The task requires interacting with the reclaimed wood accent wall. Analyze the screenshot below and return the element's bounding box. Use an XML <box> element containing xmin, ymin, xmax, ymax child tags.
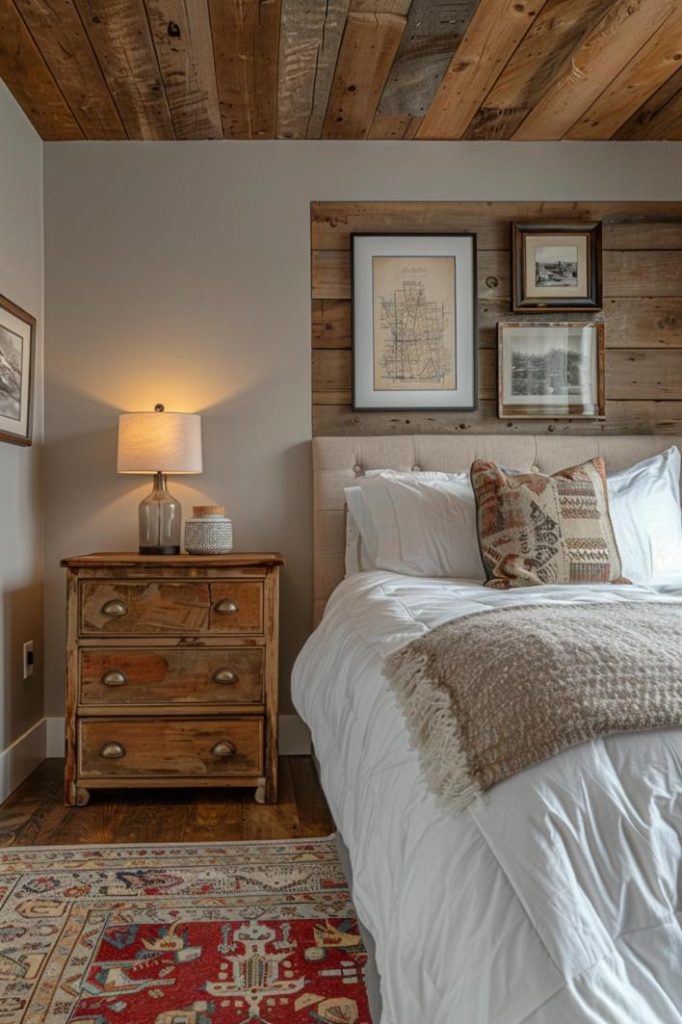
<box><xmin>311</xmin><ymin>201</ymin><xmax>682</xmax><ymax>436</ymax></box>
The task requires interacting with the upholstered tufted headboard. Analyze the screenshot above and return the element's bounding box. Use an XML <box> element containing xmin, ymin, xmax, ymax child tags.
<box><xmin>312</xmin><ymin>434</ymin><xmax>682</xmax><ymax>625</ymax></box>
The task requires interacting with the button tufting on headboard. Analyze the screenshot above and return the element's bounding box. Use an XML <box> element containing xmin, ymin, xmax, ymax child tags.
<box><xmin>312</xmin><ymin>434</ymin><xmax>682</xmax><ymax>626</ymax></box>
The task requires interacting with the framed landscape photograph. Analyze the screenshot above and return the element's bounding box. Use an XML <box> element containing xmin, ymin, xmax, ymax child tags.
<box><xmin>352</xmin><ymin>233</ymin><xmax>477</xmax><ymax>411</ymax></box>
<box><xmin>512</xmin><ymin>222</ymin><xmax>602</xmax><ymax>312</ymax></box>
<box><xmin>498</xmin><ymin>321</ymin><xmax>605</xmax><ymax>419</ymax></box>
<box><xmin>0</xmin><ymin>294</ymin><xmax>35</xmax><ymax>446</ymax></box>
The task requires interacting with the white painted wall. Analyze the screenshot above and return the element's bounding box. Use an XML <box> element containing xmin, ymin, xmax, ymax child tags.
<box><xmin>0</xmin><ymin>82</ymin><xmax>44</xmax><ymax>775</ymax></box>
<box><xmin>43</xmin><ymin>141</ymin><xmax>682</xmax><ymax>716</ymax></box>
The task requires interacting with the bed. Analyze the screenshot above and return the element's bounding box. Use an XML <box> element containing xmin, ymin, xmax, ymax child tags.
<box><xmin>292</xmin><ymin>435</ymin><xmax>682</xmax><ymax>1024</ymax></box>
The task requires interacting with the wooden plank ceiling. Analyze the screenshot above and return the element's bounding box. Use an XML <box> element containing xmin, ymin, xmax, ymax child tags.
<box><xmin>0</xmin><ymin>0</ymin><xmax>681</xmax><ymax>141</ymax></box>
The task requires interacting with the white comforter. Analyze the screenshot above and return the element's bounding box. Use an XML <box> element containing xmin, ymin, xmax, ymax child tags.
<box><xmin>292</xmin><ymin>572</ymin><xmax>682</xmax><ymax>1024</ymax></box>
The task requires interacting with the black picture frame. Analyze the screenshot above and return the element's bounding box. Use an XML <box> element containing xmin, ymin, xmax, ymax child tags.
<box><xmin>0</xmin><ymin>293</ymin><xmax>36</xmax><ymax>447</ymax></box>
<box><xmin>351</xmin><ymin>232</ymin><xmax>478</xmax><ymax>412</ymax></box>
<box><xmin>512</xmin><ymin>221</ymin><xmax>602</xmax><ymax>312</ymax></box>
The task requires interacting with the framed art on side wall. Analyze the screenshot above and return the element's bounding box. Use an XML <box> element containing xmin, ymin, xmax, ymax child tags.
<box><xmin>352</xmin><ymin>234</ymin><xmax>477</xmax><ymax>411</ymax></box>
<box><xmin>512</xmin><ymin>222</ymin><xmax>602</xmax><ymax>312</ymax></box>
<box><xmin>498</xmin><ymin>321</ymin><xmax>605</xmax><ymax>419</ymax></box>
<box><xmin>0</xmin><ymin>294</ymin><xmax>35</xmax><ymax>446</ymax></box>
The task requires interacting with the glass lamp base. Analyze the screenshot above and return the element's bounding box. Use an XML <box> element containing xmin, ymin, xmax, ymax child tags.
<box><xmin>138</xmin><ymin>472</ymin><xmax>182</xmax><ymax>555</ymax></box>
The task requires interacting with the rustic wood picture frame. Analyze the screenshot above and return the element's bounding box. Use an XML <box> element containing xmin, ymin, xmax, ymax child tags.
<box><xmin>498</xmin><ymin>320</ymin><xmax>606</xmax><ymax>419</ymax></box>
<box><xmin>0</xmin><ymin>293</ymin><xmax>36</xmax><ymax>447</ymax></box>
<box><xmin>512</xmin><ymin>222</ymin><xmax>602</xmax><ymax>312</ymax></box>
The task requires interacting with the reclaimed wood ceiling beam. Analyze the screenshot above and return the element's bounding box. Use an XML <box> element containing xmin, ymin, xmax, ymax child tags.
<box><xmin>0</xmin><ymin>0</ymin><xmax>83</xmax><ymax>138</ymax></box>
<box><xmin>11</xmin><ymin>0</ymin><xmax>125</xmax><ymax>138</ymax></box>
<box><xmin>377</xmin><ymin>0</ymin><xmax>480</xmax><ymax>124</ymax></box>
<box><xmin>277</xmin><ymin>0</ymin><xmax>350</xmax><ymax>139</ymax></box>
<box><xmin>144</xmin><ymin>0</ymin><xmax>221</xmax><ymax>140</ymax></box>
<box><xmin>618</xmin><ymin>66</ymin><xmax>682</xmax><ymax>140</ymax></box>
<box><xmin>73</xmin><ymin>0</ymin><xmax>174</xmax><ymax>139</ymax></box>
<box><xmin>466</xmin><ymin>0</ymin><xmax>613</xmax><ymax>140</ymax></box>
<box><xmin>209</xmin><ymin>0</ymin><xmax>281</xmax><ymax>139</ymax></box>
<box><xmin>567</xmin><ymin>7</ymin><xmax>682</xmax><ymax>140</ymax></box>
<box><xmin>416</xmin><ymin>0</ymin><xmax>548</xmax><ymax>140</ymax></box>
<box><xmin>322</xmin><ymin>11</ymin><xmax>407</xmax><ymax>139</ymax></box>
<box><xmin>513</xmin><ymin>0</ymin><xmax>677</xmax><ymax>140</ymax></box>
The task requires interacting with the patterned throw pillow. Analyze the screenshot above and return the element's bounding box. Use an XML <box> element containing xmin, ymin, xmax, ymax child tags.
<box><xmin>470</xmin><ymin>458</ymin><xmax>628</xmax><ymax>589</ymax></box>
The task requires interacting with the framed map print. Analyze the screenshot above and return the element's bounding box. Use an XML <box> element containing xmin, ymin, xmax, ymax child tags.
<box><xmin>512</xmin><ymin>222</ymin><xmax>602</xmax><ymax>312</ymax></box>
<box><xmin>0</xmin><ymin>294</ymin><xmax>35</xmax><ymax>446</ymax></box>
<box><xmin>352</xmin><ymin>234</ymin><xmax>477</xmax><ymax>410</ymax></box>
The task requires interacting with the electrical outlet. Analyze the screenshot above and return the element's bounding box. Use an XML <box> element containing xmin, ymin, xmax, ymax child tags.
<box><xmin>22</xmin><ymin>640</ymin><xmax>34</xmax><ymax>680</ymax></box>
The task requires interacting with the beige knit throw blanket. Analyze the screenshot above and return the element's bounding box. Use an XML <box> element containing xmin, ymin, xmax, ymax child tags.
<box><xmin>384</xmin><ymin>602</ymin><xmax>682</xmax><ymax>813</ymax></box>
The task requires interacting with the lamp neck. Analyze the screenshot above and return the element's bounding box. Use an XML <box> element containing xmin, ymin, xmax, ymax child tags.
<box><xmin>152</xmin><ymin>471</ymin><xmax>168</xmax><ymax>492</ymax></box>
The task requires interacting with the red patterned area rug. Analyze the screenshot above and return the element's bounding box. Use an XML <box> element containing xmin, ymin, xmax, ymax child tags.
<box><xmin>0</xmin><ymin>835</ymin><xmax>371</xmax><ymax>1023</ymax></box>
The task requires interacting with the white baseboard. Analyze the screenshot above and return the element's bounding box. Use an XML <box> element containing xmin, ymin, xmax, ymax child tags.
<box><xmin>45</xmin><ymin>714</ymin><xmax>311</xmax><ymax>758</ymax></box>
<box><xmin>0</xmin><ymin>717</ymin><xmax>47</xmax><ymax>802</ymax></box>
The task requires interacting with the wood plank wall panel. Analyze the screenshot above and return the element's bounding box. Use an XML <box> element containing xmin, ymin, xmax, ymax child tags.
<box><xmin>311</xmin><ymin>201</ymin><xmax>682</xmax><ymax>436</ymax></box>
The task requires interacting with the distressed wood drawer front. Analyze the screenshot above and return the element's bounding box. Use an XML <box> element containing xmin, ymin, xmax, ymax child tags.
<box><xmin>80</xmin><ymin>648</ymin><xmax>264</xmax><ymax>706</ymax></box>
<box><xmin>209</xmin><ymin>582</ymin><xmax>263</xmax><ymax>634</ymax></box>
<box><xmin>80</xmin><ymin>581</ymin><xmax>210</xmax><ymax>635</ymax></box>
<box><xmin>79</xmin><ymin>717</ymin><xmax>263</xmax><ymax>778</ymax></box>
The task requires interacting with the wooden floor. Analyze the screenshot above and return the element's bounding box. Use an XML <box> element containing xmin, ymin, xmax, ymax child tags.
<box><xmin>0</xmin><ymin>756</ymin><xmax>334</xmax><ymax>848</ymax></box>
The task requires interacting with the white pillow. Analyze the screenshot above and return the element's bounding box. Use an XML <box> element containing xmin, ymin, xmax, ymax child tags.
<box><xmin>344</xmin><ymin>449</ymin><xmax>682</xmax><ymax>583</ymax></box>
<box><xmin>607</xmin><ymin>446</ymin><xmax>682</xmax><ymax>581</ymax></box>
<box><xmin>344</xmin><ymin>470</ymin><xmax>484</xmax><ymax>581</ymax></box>
<box><xmin>344</xmin><ymin>496</ymin><xmax>373</xmax><ymax>575</ymax></box>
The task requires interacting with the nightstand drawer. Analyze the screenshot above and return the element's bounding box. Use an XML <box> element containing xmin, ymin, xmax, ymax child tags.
<box><xmin>80</xmin><ymin>580</ymin><xmax>264</xmax><ymax>636</ymax></box>
<box><xmin>79</xmin><ymin>717</ymin><xmax>263</xmax><ymax>778</ymax></box>
<box><xmin>79</xmin><ymin>648</ymin><xmax>264</xmax><ymax>707</ymax></box>
<box><xmin>208</xmin><ymin>582</ymin><xmax>263</xmax><ymax>634</ymax></box>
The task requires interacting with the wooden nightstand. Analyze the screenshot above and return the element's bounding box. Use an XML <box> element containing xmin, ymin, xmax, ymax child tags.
<box><xmin>61</xmin><ymin>552</ymin><xmax>283</xmax><ymax>807</ymax></box>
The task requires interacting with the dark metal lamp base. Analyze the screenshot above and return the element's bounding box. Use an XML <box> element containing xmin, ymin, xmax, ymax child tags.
<box><xmin>139</xmin><ymin>545</ymin><xmax>181</xmax><ymax>555</ymax></box>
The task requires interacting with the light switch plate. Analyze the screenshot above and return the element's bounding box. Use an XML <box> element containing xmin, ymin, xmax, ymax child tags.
<box><xmin>22</xmin><ymin>640</ymin><xmax>34</xmax><ymax>679</ymax></box>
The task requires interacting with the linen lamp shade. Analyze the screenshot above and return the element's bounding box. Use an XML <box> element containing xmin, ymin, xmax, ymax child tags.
<box><xmin>117</xmin><ymin>411</ymin><xmax>202</xmax><ymax>474</ymax></box>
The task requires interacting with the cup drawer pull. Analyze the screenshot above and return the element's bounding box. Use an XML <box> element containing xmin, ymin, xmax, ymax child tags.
<box><xmin>101</xmin><ymin>670</ymin><xmax>127</xmax><ymax>687</ymax></box>
<box><xmin>212</xmin><ymin>668</ymin><xmax>239</xmax><ymax>685</ymax></box>
<box><xmin>214</xmin><ymin>599</ymin><xmax>238</xmax><ymax>615</ymax></box>
<box><xmin>102</xmin><ymin>600</ymin><xmax>128</xmax><ymax>618</ymax></box>
<box><xmin>100</xmin><ymin>742</ymin><xmax>126</xmax><ymax>759</ymax></box>
<box><xmin>211</xmin><ymin>740</ymin><xmax>236</xmax><ymax>758</ymax></box>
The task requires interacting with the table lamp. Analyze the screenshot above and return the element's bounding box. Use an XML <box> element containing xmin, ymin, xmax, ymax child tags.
<box><xmin>117</xmin><ymin>404</ymin><xmax>202</xmax><ymax>554</ymax></box>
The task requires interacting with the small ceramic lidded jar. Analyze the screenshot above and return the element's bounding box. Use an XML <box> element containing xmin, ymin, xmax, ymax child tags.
<box><xmin>184</xmin><ymin>505</ymin><xmax>234</xmax><ymax>555</ymax></box>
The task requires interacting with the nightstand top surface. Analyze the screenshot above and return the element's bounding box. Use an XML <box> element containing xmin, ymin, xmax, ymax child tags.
<box><xmin>61</xmin><ymin>551</ymin><xmax>285</xmax><ymax>568</ymax></box>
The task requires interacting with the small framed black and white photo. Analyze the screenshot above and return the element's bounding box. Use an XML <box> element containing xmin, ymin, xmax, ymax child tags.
<box><xmin>352</xmin><ymin>233</ymin><xmax>477</xmax><ymax>411</ymax></box>
<box><xmin>498</xmin><ymin>320</ymin><xmax>605</xmax><ymax>420</ymax></box>
<box><xmin>512</xmin><ymin>222</ymin><xmax>602</xmax><ymax>312</ymax></box>
<box><xmin>0</xmin><ymin>294</ymin><xmax>35</xmax><ymax>446</ymax></box>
